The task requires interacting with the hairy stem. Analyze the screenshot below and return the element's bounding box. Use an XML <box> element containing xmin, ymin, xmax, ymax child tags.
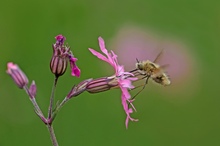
<box><xmin>51</xmin><ymin>97</ymin><xmax>69</xmax><ymax>121</ymax></box>
<box><xmin>47</xmin><ymin>124</ymin><xmax>59</xmax><ymax>146</ymax></box>
<box><xmin>24</xmin><ymin>86</ymin><xmax>46</xmax><ymax>122</ymax></box>
<box><xmin>56</xmin><ymin>97</ymin><xmax>69</xmax><ymax>111</ymax></box>
<box><xmin>48</xmin><ymin>77</ymin><xmax>58</xmax><ymax>120</ymax></box>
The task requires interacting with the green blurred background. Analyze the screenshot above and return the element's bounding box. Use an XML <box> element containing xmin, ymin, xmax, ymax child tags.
<box><xmin>0</xmin><ymin>0</ymin><xmax>219</xmax><ymax>145</ymax></box>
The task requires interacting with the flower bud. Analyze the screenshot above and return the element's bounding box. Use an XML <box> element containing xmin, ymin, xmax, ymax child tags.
<box><xmin>50</xmin><ymin>55</ymin><xmax>68</xmax><ymax>77</ymax></box>
<box><xmin>29</xmin><ymin>80</ymin><xmax>37</xmax><ymax>98</ymax></box>
<box><xmin>6</xmin><ymin>62</ymin><xmax>29</xmax><ymax>89</ymax></box>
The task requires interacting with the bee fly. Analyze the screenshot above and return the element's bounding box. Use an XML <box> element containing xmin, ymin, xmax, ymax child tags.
<box><xmin>132</xmin><ymin>50</ymin><xmax>171</xmax><ymax>99</ymax></box>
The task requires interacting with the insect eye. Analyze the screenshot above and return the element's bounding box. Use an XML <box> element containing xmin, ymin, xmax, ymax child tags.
<box><xmin>138</xmin><ymin>65</ymin><xmax>143</xmax><ymax>70</ymax></box>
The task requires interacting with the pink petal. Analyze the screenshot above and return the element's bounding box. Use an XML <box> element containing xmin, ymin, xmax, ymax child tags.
<box><xmin>120</xmin><ymin>85</ymin><xmax>138</xmax><ymax>128</ymax></box>
<box><xmin>98</xmin><ymin>37</ymin><xmax>108</xmax><ymax>55</ymax></box>
<box><xmin>120</xmin><ymin>79</ymin><xmax>133</xmax><ymax>89</ymax></box>
<box><xmin>6</xmin><ymin>62</ymin><xmax>17</xmax><ymax>74</ymax></box>
<box><xmin>55</xmin><ymin>34</ymin><xmax>66</xmax><ymax>42</ymax></box>
<box><xmin>89</xmin><ymin>48</ymin><xmax>110</xmax><ymax>64</ymax></box>
<box><xmin>121</xmin><ymin>86</ymin><xmax>131</xmax><ymax>99</ymax></box>
<box><xmin>98</xmin><ymin>37</ymin><xmax>117</xmax><ymax>69</ymax></box>
<box><xmin>117</xmin><ymin>65</ymin><xmax>124</xmax><ymax>76</ymax></box>
<box><xmin>55</xmin><ymin>34</ymin><xmax>66</xmax><ymax>45</ymax></box>
<box><xmin>69</xmin><ymin>57</ymin><xmax>81</xmax><ymax>77</ymax></box>
<box><xmin>71</xmin><ymin>65</ymin><xmax>81</xmax><ymax>77</ymax></box>
<box><xmin>121</xmin><ymin>94</ymin><xmax>135</xmax><ymax>129</ymax></box>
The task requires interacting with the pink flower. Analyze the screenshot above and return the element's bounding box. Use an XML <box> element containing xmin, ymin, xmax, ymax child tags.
<box><xmin>55</xmin><ymin>34</ymin><xmax>66</xmax><ymax>46</ymax></box>
<box><xmin>89</xmin><ymin>37</ymin><xmax>138</xmax><ymax>128</ymax></box>
<box><xmin>50</xmin><ymin>34</ymin><xmax>81</xmax><ymax>78</ymax></box>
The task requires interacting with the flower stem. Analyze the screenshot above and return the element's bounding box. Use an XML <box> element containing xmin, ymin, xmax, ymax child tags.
<box><xmin>51</xmin><ymin>97</ymin><xmax>69</xmax><ymax>121</ymax></box>
<box><xmin>56</xmin><ymin>97</ymin><xmax>69</xmax><ymax>111</ymax></box>
<box><xmin>48</xmin><ymin>77</ymin><xmax>58</xmax><ymax>120</ymax></box>
<box><xmin>24</xmin><ymin>86</ymin><xmax>47</xmax><ymax>123</ymax></box>
<box><xmin>47</xmin><ymin>124</ymin><xmax>59</xmax><ymax>146</ymax></box>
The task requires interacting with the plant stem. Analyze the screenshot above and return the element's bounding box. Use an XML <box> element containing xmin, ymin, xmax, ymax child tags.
<box><xmin>51</xmin><ymin>97</ymin><xmax>69</xmax><ymax>120</ymax></box>
<box><xmin>47</xmin><ymin>124</ymin><xmax>59</xmax><ymax>146</ymax></box>
<box><xmin>47</xmin><ymin>77</ymin><xmax>59</xmax><ymax>146</ymax></box>
<box><xmin>24</xmin><ymin>86</ymin><xmax>47</xmax><ymax>123</ymax></box>
<box><xmin>48</xmin><ymin>77</ymin><xmax>58</xmax><ymax>119</ymax></box>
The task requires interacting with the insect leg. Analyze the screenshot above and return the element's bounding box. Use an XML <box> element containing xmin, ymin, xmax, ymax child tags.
<box><xmin>131</xmin><ymin>75</ymin><xmax>150</xmax><ymax>100</ymax></box>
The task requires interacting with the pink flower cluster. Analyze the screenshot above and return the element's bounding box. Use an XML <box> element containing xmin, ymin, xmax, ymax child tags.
<box><xmin>53</xmin><ymin>34</ymin><xmax>81</xmax><ymax>77</ymax></box>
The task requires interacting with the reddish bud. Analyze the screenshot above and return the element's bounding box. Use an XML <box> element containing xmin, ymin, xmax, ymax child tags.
<box><xmin>50</xmin><ymin>55</ymin><xmax>68</xmax><ymax>77</ymax></box>
<box><xmin>6</xmin><ymin>62</ymin><xmax>29</xmax><ymax>89</ymax></box>
<box><xmin>29</xmin><ymin>80</ymin><xmax>37</xmax><ymax>98</ymax></box>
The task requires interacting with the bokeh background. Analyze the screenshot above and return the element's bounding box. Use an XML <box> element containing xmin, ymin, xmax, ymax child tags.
<box><xmin>0</xmin><ymin>0</ymin><xmax>219</xmax><ymax>145</ymax></box>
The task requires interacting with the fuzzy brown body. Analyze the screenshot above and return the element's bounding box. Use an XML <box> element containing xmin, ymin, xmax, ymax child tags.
<box><xmin>136</xmin><ymin>60</ymin><xmax>171</xmax><ymax>86</ymax></box>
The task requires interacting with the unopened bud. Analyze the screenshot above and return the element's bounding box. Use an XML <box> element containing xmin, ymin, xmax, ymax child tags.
<box><xmin>50</xmin><ymin>55</ymin><xmax>68</xmax><ymax>77</ymax></box>
<box><xmin>6</xmin><ymin>62</ymin><xmax>29</xmax><ymax>89</ymax></box>
<box><xmin>29</xmin><ymin>80</ymin><xmax>37</xmax><ymax>98</ymax></box>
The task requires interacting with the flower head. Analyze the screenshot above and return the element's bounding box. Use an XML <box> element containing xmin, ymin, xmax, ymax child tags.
<box><xmin>50</xmin><ymin>34</ymin><xmax>81</xmax><ymax>77</ymax></box>
<box><xmin>6</xmin><ymin>62</ymin><xmax>29</xmax><ymax>89</ymax></box>
<box><xmin>89</xmin><ymin>37</ymin><xmax>138</xmax><ymax>128</ymax></box>
<box><xmin>55</xmin><ymin>34</ymin><xmax>66</xmax><ymax>46</ymax></box>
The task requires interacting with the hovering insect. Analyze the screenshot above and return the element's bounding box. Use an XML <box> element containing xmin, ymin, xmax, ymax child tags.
<box><xmin>132</xmin><ymin>50</ymin><xmax>171</xmax><ymax>99</ymax></box>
